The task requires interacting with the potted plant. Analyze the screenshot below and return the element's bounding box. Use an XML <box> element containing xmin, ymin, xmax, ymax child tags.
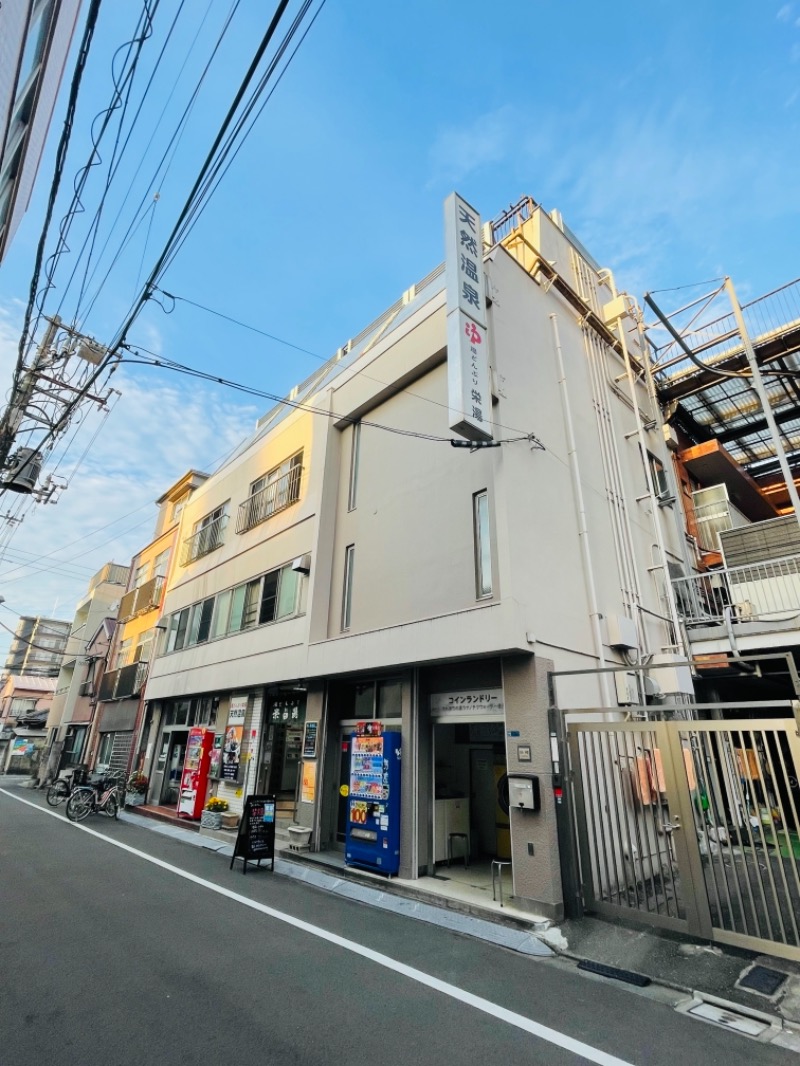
<box><xmin>201</xmin><ymin>795</ymin><xmax>228</xmax><ymax>830</ymax></box>
<box><xmin>126</xmin><ymin>771</ymin><xmax>149</xmax><ymax>807</ymax></box>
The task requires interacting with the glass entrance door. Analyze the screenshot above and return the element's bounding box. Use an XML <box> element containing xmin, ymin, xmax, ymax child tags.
<box><xmin>159</xmin><ymin>730</ymin><xmax>188</xmax><ymax>805</ymax></box>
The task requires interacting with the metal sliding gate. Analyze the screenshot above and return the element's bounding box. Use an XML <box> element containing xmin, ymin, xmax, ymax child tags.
<box><xmin>568</xmin><ymin>717</ymin><xmax>800</xmax><ymax>961</ymax></box>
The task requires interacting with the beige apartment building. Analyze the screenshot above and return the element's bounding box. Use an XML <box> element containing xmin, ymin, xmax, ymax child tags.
<box><xmin>39</xmin><ymin>561</ymin><xmax>129</xmax><ymax>781</ymax></box>
<box><xmin>141</xmin><ymin>195</ymin><xmax>691</xmax><ymax>920</ymax></box>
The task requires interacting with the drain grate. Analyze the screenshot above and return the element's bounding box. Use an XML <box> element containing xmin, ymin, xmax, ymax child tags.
<box><xmin>737</xmin><ymin>965</ymin><xmax>788</xmax><ymax>998</ymax></box>
<box><xmin>577</xmin><ymin>959</ymin><xmax>651</xmax><ymax>987</ymax></box>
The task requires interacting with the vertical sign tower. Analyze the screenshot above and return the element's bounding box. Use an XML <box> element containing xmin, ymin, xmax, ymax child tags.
<box><xmin>444</xmin><ymin>193</ymin><xmax>493</xmax><ymax>442</ymax></box>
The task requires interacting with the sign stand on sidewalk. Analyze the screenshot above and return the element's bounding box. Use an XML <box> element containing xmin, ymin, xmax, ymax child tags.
<box><xmin>230</xmin><ymin>794</ymin><xmax>276</xmax><ymax>874</ymax></box>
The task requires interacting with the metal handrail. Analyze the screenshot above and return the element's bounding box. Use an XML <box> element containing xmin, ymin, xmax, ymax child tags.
<box><xmin>181</xmin><ymin>514</ymin><xmax>228</xmax><ymax>565</ymax></box>
<box><xmin>672</xmin><ymin>553</ymin><xmax>800</xmax><ymax>626</ymax></box>
<box><xmin>236</xmin><ymin>466</ymin><xmax>301</xmax><ymax>533</ymax></box>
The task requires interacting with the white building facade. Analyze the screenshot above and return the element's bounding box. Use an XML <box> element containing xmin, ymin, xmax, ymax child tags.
<box><xmin>144</xmin><ymin>197</ymin><xmax>689</xmax><ymax>919</ymax></box>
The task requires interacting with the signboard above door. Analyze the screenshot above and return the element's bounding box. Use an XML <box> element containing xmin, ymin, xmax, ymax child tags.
<box><xmin>430</xmin><ymin>689</ymin><xmax>504</xmax><ymax>721</ymax></box>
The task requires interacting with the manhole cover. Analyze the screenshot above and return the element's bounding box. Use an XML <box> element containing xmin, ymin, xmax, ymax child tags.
<box><xmin>737</xmin><ymin>965</ymin><xmax>788</xmax><ymax>998</ymax></box>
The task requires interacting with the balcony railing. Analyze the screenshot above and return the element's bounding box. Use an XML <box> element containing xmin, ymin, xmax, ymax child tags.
<box><xmin>236</xmin><ymin>466</ymin><xmax>302</xmax><ymax>533</ymax></box>
<box><xmin>672</xmin><ymin>553</ymin><xmax>800</xmax><ymax>628</ymax></box>
<box><xmin>181</xmin><ymin>514</ymin><xmax>228</xmax><ymax>566</ymax></box>
<box><xmin>118</xmin><ymin>575</ymin><xmax>165</xmax><ymax>621</ymax></box>
<box><xmin>98</xmin><ymin>661</ymin><xmax>148</xmax><ymax>701</ymax></box>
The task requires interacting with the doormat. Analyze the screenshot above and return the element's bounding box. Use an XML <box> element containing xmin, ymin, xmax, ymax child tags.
<box><xmin>736</xmin><ymin>965</ymin><xmax>788</xmax><ymax>999</ymax></box>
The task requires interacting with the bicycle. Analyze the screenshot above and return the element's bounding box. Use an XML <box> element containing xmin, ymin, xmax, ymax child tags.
<box><xmin>65</xmin><ymin>772</ymin><xmax>122</xmax><ymax>822</ymax></box>
<box><xmin>45</xmin><ymin>766</ymin><xmax>87</xmax><ymax>807</ymax></box>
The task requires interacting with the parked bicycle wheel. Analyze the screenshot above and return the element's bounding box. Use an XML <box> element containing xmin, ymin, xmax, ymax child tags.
<box><xmin>65</xmin><ymin>788</ymin><xmax>95</xmax><ymax>822</ymax></box>
<box><xmin>103</xmin><ymin>793</ymin><xmax>119</xmax><ymax>819</ymax></box>
<box><xmin>46</xmin><ymin>780</ymin><xmax>70</xmax><ymax>807</ymax></box>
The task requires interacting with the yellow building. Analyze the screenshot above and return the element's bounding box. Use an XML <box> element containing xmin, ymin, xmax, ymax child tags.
<box><xmin>88</xmin><ymin>471</ymin><xmax>207</xmax><ymax>775</ymax></box>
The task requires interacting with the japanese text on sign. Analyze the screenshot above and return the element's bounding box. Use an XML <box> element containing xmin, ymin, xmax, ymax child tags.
<box><xmin>444</xmin><ymin>192</ymin><xmax>492</xmax><ymax>443</ymax></box>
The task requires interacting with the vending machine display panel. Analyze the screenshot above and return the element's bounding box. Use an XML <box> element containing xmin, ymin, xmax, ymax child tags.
<box><xmin>345</xmin><ymin>729</ymin><xmax>401</xmax><ymax>875</ymax></box>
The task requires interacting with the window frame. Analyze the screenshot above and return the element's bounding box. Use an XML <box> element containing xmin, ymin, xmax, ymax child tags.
<box><xmin>348</xmin><ymin>421</ymin><xmax>361</xmax><ymax>511</ymax></box>
<box><xmin>161</xmin><ymin>561</ymin><xmax>304</xmax><ymax>653</ymax></box>
<box><xmin>473</xmin><ymin>490</ymin><xmax>493</xmax><ymax>599</ymax></box>
<box><xmin>342</xmin><ymin>544</ymin><xmax>355</xmax><ymax>631</ymax></box>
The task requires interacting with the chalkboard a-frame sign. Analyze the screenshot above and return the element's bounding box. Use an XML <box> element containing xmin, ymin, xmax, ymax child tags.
<box><xmin>230</xmin><ymin>794</ymin><xmax>276</xmax><ymax>874</ymax></box>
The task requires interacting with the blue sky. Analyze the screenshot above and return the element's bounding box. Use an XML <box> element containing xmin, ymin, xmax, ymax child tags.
<box><xmin>0</xmin><ymin>0</ymin><xmax>797</xmax><ymax>651</ymax></box>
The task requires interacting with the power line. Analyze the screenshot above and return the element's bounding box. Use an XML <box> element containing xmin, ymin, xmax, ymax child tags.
<box><xmin>157</xmin><ymin>0</ymin><xmax>328</xmax><ymax>277</ymax></box>
<box><xmin>27</xmin><ymin>1</ymin><xmax>161</xmax><ymax>363</ymax></box>
<box><xmin>105</xmin><ymin>0</ymin><xmax>296</xmax><ymax>356</ymax></box>
<box><xmin>7</xmin><ymin>0</ymin><xmax>103</xmax><ymax>434</ymax></box>
<box><xmin>58</xmin><ymin>0</ymin><xmax>185</xmax><ymax>318</ymax></box>
<box><xmin>78</xmin><ymin>0</ymin><xmax>239</xmax><ymax>327</ymax></box>
<box><xmin>151</xmin><ymin>287</ymin><xmax>542</xmax><ymax>442</ymax></box>
<box><xmin>3</xmin><ymin>1</ymin><xmax>317</xmax><ymax>494</ymax></box>
<box><xmin>120</xmin><ymin>345</ymin><xmax>541</xmax><ymax>447</ymax></box>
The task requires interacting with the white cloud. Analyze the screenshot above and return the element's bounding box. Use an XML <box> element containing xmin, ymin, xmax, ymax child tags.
<box><xmin>425</xmin><ymin>92</ymin><xmax>800</xmax><ymax>302</ymax></box>
<box><xmin>778</xmin><ymin>4</ymin><xmax>794</xmax><ymax>22</ymax></box>
<box><xmin>0</xmin><ymin>305</ymin><xmax>257</xmax><ymax>661</ymax></box>
<box><xmin>427</xmin><ymin>106</ymin><xmax>517</xmax><ymax>186</ymax></box>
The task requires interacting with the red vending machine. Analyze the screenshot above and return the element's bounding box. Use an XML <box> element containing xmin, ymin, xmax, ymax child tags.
<box><xmin>178</xmin><ymin>727</ymin><xmax>214</xmax><ymax>819</ymax></box>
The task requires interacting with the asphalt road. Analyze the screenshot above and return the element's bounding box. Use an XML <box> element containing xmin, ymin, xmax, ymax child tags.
<box><xmin>0</xmin><ymin>782</ymin><xmax>794</xmax><ymax>1066</ymax></box>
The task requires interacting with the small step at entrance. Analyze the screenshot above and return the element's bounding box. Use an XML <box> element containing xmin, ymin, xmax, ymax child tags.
<box><xmin>127</xmin><ymin>804</ymin><xmax>200</xmax><ymax>831</ymax></box>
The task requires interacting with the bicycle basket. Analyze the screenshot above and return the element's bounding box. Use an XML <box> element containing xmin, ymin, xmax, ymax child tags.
<box><xmin>72</xmin><ymin>766</ymin><xmax>90</xmax><ymax>786</ymax></box>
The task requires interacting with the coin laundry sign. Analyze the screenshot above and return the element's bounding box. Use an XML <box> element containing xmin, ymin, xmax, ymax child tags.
<box><xmin>430</xmin><ymin>689</ymin><xmax>504</xmax><ymax>717</ymax></box>
<box><xmin>445</xmin><ymin>192</ymin><xmax>492</xmax><ymax>442</ymax></box>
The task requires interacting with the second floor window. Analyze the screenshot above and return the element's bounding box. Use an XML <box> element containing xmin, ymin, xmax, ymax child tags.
<box><xmin>165</xmin><ymin>562</ymin><xmax>303</xmax><ymax>653</ymax></box>
<box><xmin>237</xmin><ymin>452</ymin><xmax>303</xmax><ymax>533</ymax></box>
<box><xmin>182</xmin><ymin>503</ymin><xmax>229</xmax><ymax>565</ymax></box>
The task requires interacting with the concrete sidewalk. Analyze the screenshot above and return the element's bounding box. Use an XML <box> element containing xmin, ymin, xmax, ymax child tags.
<box><xmin>8</xmin><ymin>775</ymin><xmax>800</xmax><ymax>1037</ymax></box>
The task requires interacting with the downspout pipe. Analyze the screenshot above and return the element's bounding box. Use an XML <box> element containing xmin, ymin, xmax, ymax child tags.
<box><xmin>550</xmin><ymin>312</ymin><xmax>612</xmax><ymax>704</ymax></box>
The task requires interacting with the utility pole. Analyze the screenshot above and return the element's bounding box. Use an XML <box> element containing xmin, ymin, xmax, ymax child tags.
<box><xmin>0</xmin><ymin>316</ymin><xmax>113</xmax><ymax>503</ymax></box>
<box><xmin>0</xmin><ymin>317</ymin><xmax>59</xmax><ymax>473</ymax></box>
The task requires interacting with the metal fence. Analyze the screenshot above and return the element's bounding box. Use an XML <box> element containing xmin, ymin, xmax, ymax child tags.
<box><xmin>568</xmin><ymin>715</ymin><xmax>800</xmax><ymax>961</ymax></box>
<box><xmin>672</xmin><ymin>554</ymin><xmax>800</xmax><ymax>626</ymax></box>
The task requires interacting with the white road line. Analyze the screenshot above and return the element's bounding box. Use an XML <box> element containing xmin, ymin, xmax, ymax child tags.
<box><xmin>2</xmin><ymin>788</ymin><xmax>634</xmax><ymax>1066</ymax></box>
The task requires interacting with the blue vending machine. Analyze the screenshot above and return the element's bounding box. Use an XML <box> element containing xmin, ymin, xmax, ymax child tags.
<box><xmin>345</xmin><ymin>725</ymin><xmax>401</xmax><ymax>875</ymax></box>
